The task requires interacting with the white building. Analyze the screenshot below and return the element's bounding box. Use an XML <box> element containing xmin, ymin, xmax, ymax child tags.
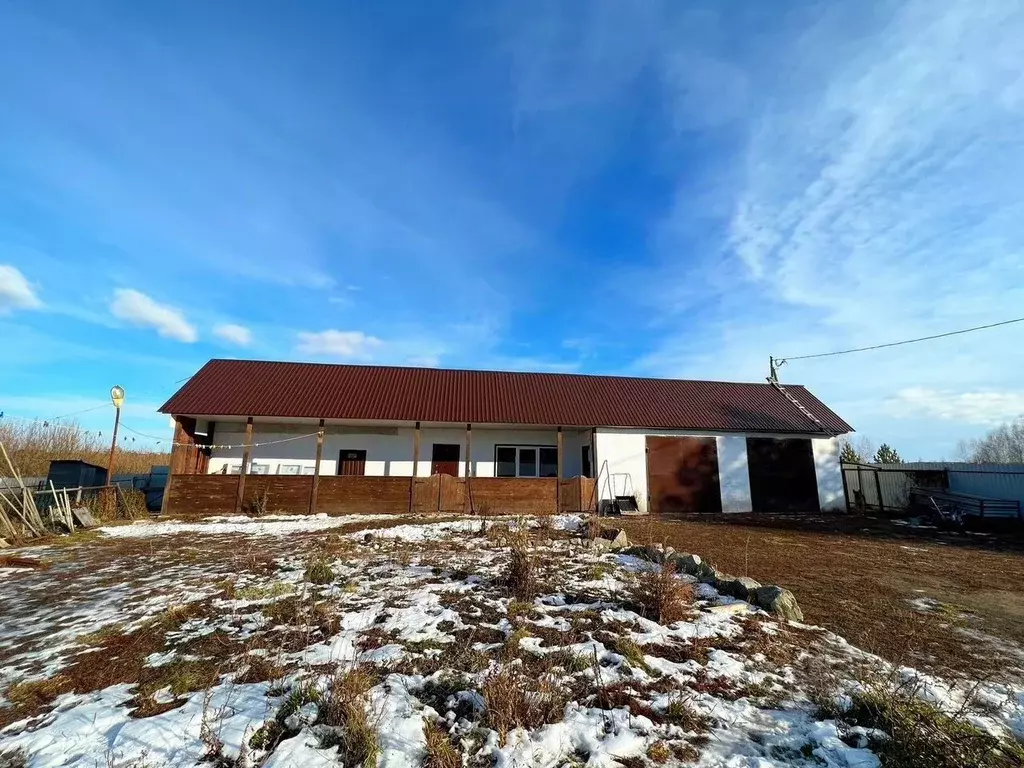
<box><xmin>161</xmin><ymin>359</ymin><xmax>852</xmax><ymax>515</ymax></box>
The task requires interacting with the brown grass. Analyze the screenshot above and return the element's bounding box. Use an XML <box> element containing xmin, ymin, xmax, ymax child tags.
<box><xmin>0</xmin><ymin>555</ymin><xmax>51</xmax><ymax>570</ymax></box>
<box><xmin>504</xmin><ymin>532</ymin><xmax>537</xmax><ymax>601</ymax></box>
<box><xmin>318</xmin><ymin>667</ymin><xmax>381</xmax><ymax>768</ymax></box>
<box><xmin>619</xmin><ymin>515</ymin><xmax>1024</xmax><ymax>680</ymax></box>
<box><xmin>632</xmin><ymin>565</ymin><xmax>694</xmax><ymax>625</ymax></box>
<box><xmin>482</xmin><ymin>666</ymin><xmax>568</xmax><ymax>739</ymax></box>
<box><xmin>0</xmin><ymin>419</ymin><xmax>168</xmax><ymax>478</ymax></box>
<box><xmin>422</xmin><ymin>721</ymin><xmax>461</xmax><ymax>768</ymax></box>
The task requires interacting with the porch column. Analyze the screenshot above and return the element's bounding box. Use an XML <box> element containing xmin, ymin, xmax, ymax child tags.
<box><xmin>412</xmin><ymin>421</ymin><xmax>421</xmax><ymax>478</ymax></box>
<box><xmin>590</xmin><ymin>428</ymin><xmax>597</xmax><ymax>478</ymax></box>
<box><xmin>556</xmin><ymin>427</ymin><xmax>564</xmax><ymax>479</ymax></box>
<box><xmin>234</xmin><ymin>417</ymin><xmax>254</xmax><ymax>514</ymax></box>
<box><xmin>160</xmin><ymin>417</ymin><xmax>187</xmax><ymax>515</ymax></box>
<box><xmin>465</xmin><ymin>424</ymin><xmax>472</xmax><ymax>478</ymax></box>
<box><xmin>309</xmin><ymin>419</ymin><xmax>325</xmax><ymax>514</ymax></box>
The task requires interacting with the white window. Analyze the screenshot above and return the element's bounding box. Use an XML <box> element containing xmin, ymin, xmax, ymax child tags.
<box><xmin>278</xmin><ymin>464</ymin><xmax>304</xmax><ymax>475</ymax></box>
<box><xmin>300</xmin><ymin>466</ymin><xmax>316</xmax><ymax>476</ymax></box>
<box><xmin>495</xmin><ymin>445</ymin><xmax>559</xmax><ymax>478</ymax></box>
<box><xmin>249</xmin><ymin>463</ymin><xmax>270</xmax><ymax>475</ymax></box>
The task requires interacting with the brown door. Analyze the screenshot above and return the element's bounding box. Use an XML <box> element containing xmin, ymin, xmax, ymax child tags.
<box><xmin>431</xmin><ymin>444</ymin><xmax>460</xmax><ymax>476</ymax></box>
<box><xmin>746</xmin><ymin>438</ymin><xmax>819</xmax><ymax>513</ymax></box>
<box><xmin>646</xmin><ymin>436</ymin><xmax>722</xmax><ymax>514</ymax></box>
<box><xmin>337</xmin><ymin>450</ymin><xmax>367</xmax><ymax>476</ymax></box>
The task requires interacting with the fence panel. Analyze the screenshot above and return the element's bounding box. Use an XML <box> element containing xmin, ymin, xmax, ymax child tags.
<box><xmin>316</xmin><ymin>476</ymin><xmax>412</xmax><ymax>515</ymax></box>
<box><xmin>165</xmin><ymin>475</ymin><xmax>239</xmax><ymax>516</ymax></box>
<box><xmin>468</xmin><ymin>478</ymin><xmax>558</xmax><ymax>515</ymax></box>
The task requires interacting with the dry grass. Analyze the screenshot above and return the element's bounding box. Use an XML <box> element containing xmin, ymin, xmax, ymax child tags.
<box><xmin>619</xmin><ymin>515</ymin><xmax>1024</xmax><ymax>680</ymax></box>
<box><xmin>646</xmin><ymin>741</ymin><xmax>672</xmax><ymax>764</ymax></box>
<box><xmin>632</xmin><ymin>565</ymin><xmax>694</xmax><ymax>625</ymax></box>
<box><xmin>482</xmin><ymin>666</ymin><xmax>569</xmax><ymax>739</ymax></box>
<box><xmin>422</xmin><ymin>721</ymin><xmax>461</xmax><ymax>768</ymax></box>
<box><xmin>504</xmin><ymin>531</ymin><xmax>537</xmax><ymax>601</ymax></box>
<box><xmin>0</xmin><ymin>419</ymin><xmax>168</xmax><ymax>478</ymax></box>
<box><xmin>318</xmin><ymin>667</ymin><xmax>381</xmax><ymax>768</ymax></box>
<box><xmin>0</xmin><ymin>555</ymin><xmax>51</xmax><ymax>570</ymax></box>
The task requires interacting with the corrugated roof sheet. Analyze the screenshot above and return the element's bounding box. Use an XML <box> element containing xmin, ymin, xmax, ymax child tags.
<box><xmin>159</xmin><ymin>359</ymin><xmax>853</xmax><ymax>435</ymax></box>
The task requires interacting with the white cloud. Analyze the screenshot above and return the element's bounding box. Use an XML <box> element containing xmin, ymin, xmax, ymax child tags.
<box><xmin>213</xmin><ymin>323</ymin><xmax>252</xmax><ymax>346</ymax></box>
<box><xmin>0</xmin><ymin>264</ymin><xmax>43</xmax><ymax>314</ymax></box>
<box><xmin>887</xmin><ymin>388</ymin><xmax>1024</xmax><ymax>426</ymax></box>
<box><xmin>110</xmin><ymin>288</ymin><xmax>197</xmax><ymax>342</ymax></box>
<box><xmin>296</xmin><ymin>329</ymin><xmax>382</xmax><ymax>359</ymax></box>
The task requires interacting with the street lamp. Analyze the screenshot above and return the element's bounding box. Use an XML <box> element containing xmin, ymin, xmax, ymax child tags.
<box><xmin>106</xmin><ymin>386</ymin><xmax>125</xmax><ymax>486</ymax></box>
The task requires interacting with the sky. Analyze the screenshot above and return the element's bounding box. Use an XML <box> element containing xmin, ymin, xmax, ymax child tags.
<box><xmin>2</xmin><ymin>0</ymin><xmax>1024</xmax><ymax>459</ymax></box>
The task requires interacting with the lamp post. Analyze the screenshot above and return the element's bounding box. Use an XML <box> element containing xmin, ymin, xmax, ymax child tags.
<box><xmin>106</xmin><ymin>386</ymin><xmax>125</xmax><ymax>486</ymax></box>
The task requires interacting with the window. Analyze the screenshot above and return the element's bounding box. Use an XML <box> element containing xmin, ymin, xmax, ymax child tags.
<box><xmin>496</xmin><ymin>446</ymin><xmax>517</xmax><ymax>477</ymax></box>
<box><xmin>279</xmin><ymin>464</ymin><xmax>303</xmax><ymax>475</ymax></box>
<box><xmin>494</xmin><ymin>445</ymin><xmax>559</xmax><ymax>478</ymax></box>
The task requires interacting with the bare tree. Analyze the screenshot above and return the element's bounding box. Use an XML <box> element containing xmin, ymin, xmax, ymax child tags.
<box><xmin>958</xmin><ymin>417</ymin><xmax>1024</xmax><ymax>464</ymax></box>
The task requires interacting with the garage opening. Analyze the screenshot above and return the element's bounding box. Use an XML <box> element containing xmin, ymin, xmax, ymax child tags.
<box><xmin>746</xmin><ymin>437</ymin><xmax>819</xmax><ymax>513</ymax></box>
<box><xmin>646</xmin><ymin>436</ymin><xmax>722</xmax><ymax>514</ymax></box>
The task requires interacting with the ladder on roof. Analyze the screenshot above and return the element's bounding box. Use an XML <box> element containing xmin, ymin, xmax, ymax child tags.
<box><xmin>768</xmin><ymin>379</ymin><xmax>831</xmax><ymax>435</ymax></box>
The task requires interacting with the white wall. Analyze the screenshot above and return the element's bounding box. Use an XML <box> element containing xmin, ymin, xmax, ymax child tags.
<box><xmin>594</xmin><ymin>428</ymin><xmax>844</xmax><ymax>514</ymax></box>
<box><xmin>812</xmin><ymin>436</ymin><xmax>845</xmax><ymax>511</ymax></box>
<box><xmin>206</xmin><ymin>423</ymin><xmax>585</xmax><ymax>478</ymax></box>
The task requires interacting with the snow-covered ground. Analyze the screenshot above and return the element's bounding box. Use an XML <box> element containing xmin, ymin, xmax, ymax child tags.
<box><xmin>1</xmin><ymin>514</ymin><xmax>1022</xmax><ymax>767</ymax></box>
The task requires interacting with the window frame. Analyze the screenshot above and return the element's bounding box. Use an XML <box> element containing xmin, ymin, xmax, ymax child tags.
<box><xmin>494</xmin><ymin>444</ymin><xmax>559</xmax><ymax>478</ymax></box>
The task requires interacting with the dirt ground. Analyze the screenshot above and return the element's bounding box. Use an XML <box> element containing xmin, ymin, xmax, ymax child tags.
<box><xmin>619</xmin><ymin>513</ymin><xmax>1024</xmax><ymax>682</ymax></box>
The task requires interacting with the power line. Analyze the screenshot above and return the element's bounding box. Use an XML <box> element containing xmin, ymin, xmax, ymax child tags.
<box><xmin>780</xmin><ymin>315</ymin><xmax>1024</xmax><ymax>362</ymax></box>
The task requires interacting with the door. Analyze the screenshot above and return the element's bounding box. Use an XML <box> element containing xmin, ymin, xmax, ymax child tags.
<box><xmin>646</xmin><ymin>436</ymin><xmax>722</xmax><ymax>514</ymax></box>
<box><xmin>746</xmin><ymin>437</ymin><xmax>819</xmax><ymax>513</ymax></box>
<box><xmin>337</xmin><ymin>450</ymin><xmax>367</xmax><ymax>476</ymax></box>
<box><xmin>431</xmin><ymin>443</ymin><xmax>460</xmax><ymax>476</ymax></box>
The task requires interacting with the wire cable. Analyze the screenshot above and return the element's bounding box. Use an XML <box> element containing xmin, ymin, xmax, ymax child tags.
<box><xmin>781</xmin><ymin>315</ymin><xmax>1024</xmax><ymax>362</ymax></box>
<box><xmin>119</xmin><ymin>421</ymin><xmax>320</xmax><ymax>449</ymax></box>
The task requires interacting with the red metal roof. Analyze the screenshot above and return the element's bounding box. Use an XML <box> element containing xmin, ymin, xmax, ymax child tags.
<box><xmin>159</xmin><ymin>359</ymin><xmax>853</xmax><ymax>435</ymax></box>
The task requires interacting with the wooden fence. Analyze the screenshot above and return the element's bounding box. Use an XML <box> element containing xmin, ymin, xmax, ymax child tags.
<box><xmin>164</xmin><ymin>474</ymin><xmax>596</xmax><ymax>518</ymax></box>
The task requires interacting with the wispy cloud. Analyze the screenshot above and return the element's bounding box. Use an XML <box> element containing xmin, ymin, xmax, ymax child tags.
<box><xmin>296</xmin><ymin>329</ymin><xmax>382</xmax><ymax>360</ymax></box>
<box><xmin>213</xmin><ymin>323</ymin><xmax>252</xmax><ymax>347</ymax></box>
<box><xmin>110</xmin><ymin>289</ymin><xmax>197</xmax><ymax>343</ymax></box>
<box><xmin>0</xmin><ymin>264</ymin><xmax>42</xmax><ymax>314</ymax></box>
<box><xmin>634</xmin><ymin>0</ymin><xmax>1024</xmax><ymax>455</ymax></box>
<box><xmin>887</xmin><ymin>388</ymin><xmax>1024</xmax><ymax>426</ymax></box>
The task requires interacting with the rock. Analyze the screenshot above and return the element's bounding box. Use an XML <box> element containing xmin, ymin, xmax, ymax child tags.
<box><xmin>698</xmin><ymin>566</ymin><xmax>725</xmax><ymax>585</ymax></box>
<box><xmin>675</xmin><ymin>553</ymin><xmax>702</xmax><ymax>575</ymax></box>
<box><xmin>71</xmin><ymin>507</ymin><xmax>97</xmax><ymax>529</ymax></box>
<box><xmin>754</xmin><ymin>585</ymin><xmax>804</xmax><ymax>622</ymax></box>
<box><xmin>716</xmin><ymin>576</ymin><xmax>762</xmax><ymax>601</ymax></box>
<box><xmin>600</xmin><ymin>528</ymin><xmax>630</xmax><ymax>550</ymax></box>
<box><xmin>708</xmin><ymin>602</ymin><xmax>753</xmax><ymax>616</ymax></box>
<box><xmin>362</xmin><ymin>532</ymin><xmax>376</xmax><ymax>544</ymax></box>
<box><xmin>586</xmin><ymin>536</ymin><xmax>612</xmax><ymax>552</ymax></box>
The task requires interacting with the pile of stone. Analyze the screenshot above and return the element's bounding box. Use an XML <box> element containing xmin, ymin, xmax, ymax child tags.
<box><xmin>588</xmin><ymin>527</ymin><xmax>803</xmax><ymax>623</ymax></box>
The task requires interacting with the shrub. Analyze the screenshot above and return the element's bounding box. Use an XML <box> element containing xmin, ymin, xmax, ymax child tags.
<box><xmin>834</xmin><ymin>685</ymin><xmax>1024</xmax><ymax>768</ymax></box>
<box><xmin>583</xmin><ymin>515</ymin><xmax>600</xmax><ymax>541</ymax></box>
<box><xmin>304</xmin><ymin>557</ymin><xmax>335</xmax><ymax>585</ymax></box>
<box><xmin>249</xmin><ymin>488</ymin><xmax>270</xmax><ymax>517</ymax></box>
<box><xmin>505</xmin><ymin>541</ymin><xmax>536</xmax><ymax>601</ymax></box>
<box><xmin>117</xmin><ymin>487</ymin><xmax>148</xmax><ymax>520</ymax></box>
<box><xmin>632</xmin><ymin>565</ymin><xmax>693</xmax><ymax>625</ymax></box>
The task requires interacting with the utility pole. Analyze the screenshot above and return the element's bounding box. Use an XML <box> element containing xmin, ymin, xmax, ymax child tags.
<box><xmin>106</xmin><ymin>386</ymin><xmax>125</xmax><ymax>486</ymax></box>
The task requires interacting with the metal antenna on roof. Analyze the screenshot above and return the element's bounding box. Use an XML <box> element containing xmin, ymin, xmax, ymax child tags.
<box><xmin>768</xmin><ymin>356</ymin><xmax>786</xmax><ymax>383</ymax></box>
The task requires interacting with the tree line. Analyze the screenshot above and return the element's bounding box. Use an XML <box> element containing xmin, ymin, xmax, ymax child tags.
<box><xmin>839</xmin><ymin>416</ymin><xmax>1024</xmax><ymax>465</ymax></box>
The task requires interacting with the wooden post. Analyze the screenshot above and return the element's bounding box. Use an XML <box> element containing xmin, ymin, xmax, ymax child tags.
<box><xmin>856</xmin><ymin>464</ymin><xmax>865</xmax><ymax>513</ymax></box>
<box><xmin>309</xmin><ymin>419</ymin><xmax>325</xmax><ymax>514</ymax></box>
<box><xmin>556</xmin><ymin>426</ymin><xmax>564</xmax><ymax>513</ymax></box>
<box><xmin>590</xmin><ymin>428</ymin><xmax>597</xmax><ymax>478</ymax></box>
<box><xmin>874</xmin><ymin>469</ymin><xmax>885</xmax><ymax>514</ymax></box>
<box><xmin>840</xmin><ymin>462</ymin><xmax>851</xmax><ymax>515</ymax></box>
<box><xmin>412</xmin><ymin>422</ymin><xmax>421</xmax><ymax>478</ymax></box>
<box><xmin>234</xmin><ymin>418</ymin><xmax>254</xmax><ymax>515</ymax></box>
<box><xmin>465</xmin><ymin>423</ymin><xmax>472</xmax><ymax>513</ymax></box>
<box><xmin>161</xmin><ymin>418</ymin><xmax>187</xmax><ymax>516</ymax></box>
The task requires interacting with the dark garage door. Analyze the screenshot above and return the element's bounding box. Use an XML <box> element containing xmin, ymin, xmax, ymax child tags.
<box><xmin>746</xmin><ymin>437</ymin><xmax>819</xmax><ymax>513</ymax></box>
<box><xmin>646</xmin><ymin>436</ymin><xmax>722</xmax><ymax>514</ymax></box>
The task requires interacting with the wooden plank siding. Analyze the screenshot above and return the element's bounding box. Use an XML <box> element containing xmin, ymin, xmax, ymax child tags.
<box><xmin>317</xmin><ymin>476</ymin><xmax>412</xmax><ymax>515</ymax></box>
<box><xmin>164</xmin><ymin>473</ymin><xmax>596</xmax><ymax>517</ymax></box>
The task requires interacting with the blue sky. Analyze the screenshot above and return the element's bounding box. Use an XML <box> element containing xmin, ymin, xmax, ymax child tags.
<box><xmin>2</xmin><ymin>0</ymin><xmax>1024</xmax><ymax>459</ymax></box>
